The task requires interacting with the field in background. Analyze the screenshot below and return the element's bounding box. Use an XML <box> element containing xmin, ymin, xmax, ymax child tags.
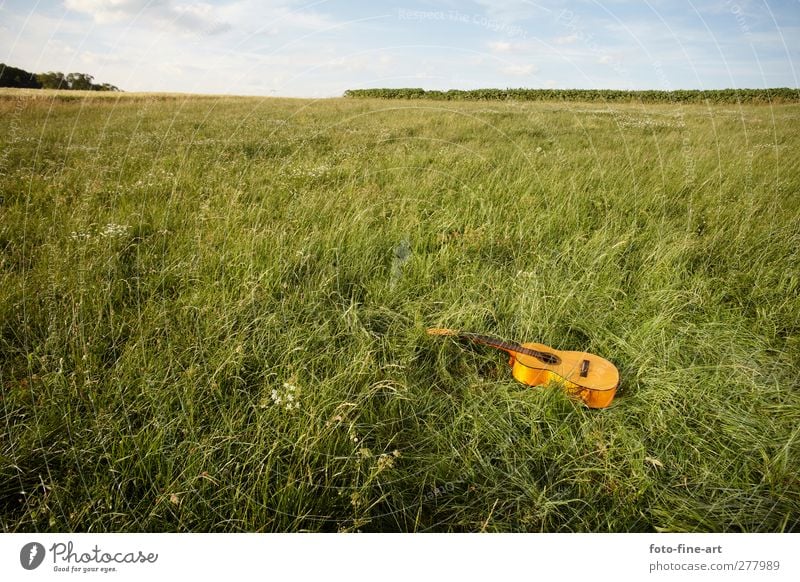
<box><xmin>344</xmin><ymin>87</ymin><xmax>800</xmax><ymax>104</ymax></box>
<box><xmin>1</xmin><ymin>89</ymin><xmax>798</xmax><ymax>532</ymax></box>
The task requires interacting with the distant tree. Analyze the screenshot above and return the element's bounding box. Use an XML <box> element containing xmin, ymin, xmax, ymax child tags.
<box><xmin>35</xmin><ymin>70</ymin><xmax>119</xmax><ymax>91</ymax></box>
<box><xmin>0</xmin><ymin>63</ymin><xmax>42</xmax><ymax>88</ymax></box>
<box><xmin>36</xmin><ymin>71</ymin><xmax>68</xmax><ymax>89</ymax></box>
<box><xmin>66</xmin><ymin>72</ymin><xmax>95</xmax><ymax>90</ymax></box>
<box><xmin>3</xmin><ymin>64</ymin><xmax>120</xmax><ymax>91</ymax></box>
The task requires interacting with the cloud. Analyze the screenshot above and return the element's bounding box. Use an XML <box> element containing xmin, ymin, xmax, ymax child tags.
<box><xmin>597</xmin><ymin>55</ymin><xmax>612</xmax><ymax>64</ymax></box>
<box><xmin>218</xmin><ymin>0</ymin><xmax>342</xmax><ymax>35</ymax></box>
<box><xmin>64</xmin><ymin>0</ymin><xmax>162</xmax><ymax>24</ymax></box>
<box><xmin>472</xmin><ymin>0</ymin><xmax>554</xmax><ymax>22</ymax></box>
<box><xmin>65</xmin><ymin>0</ymin><xmax>231</xmax><ymax>35</ymax></box>
<box><xmin>554</xmin><ymin>33</ymin><xmax>579</xmax><ymax>45</ymax></box>
<box><xmin>501</xmin><ymin>63</ymin><xmax>538</xmax><ymax>76</ymax></box>
<box><xmin>171</xmin><ymin>4</ymin><xmax>231</xmax><ymax>35</ymax></box>
<box><xmin>488</xmin><ymin>41</ymin><xmax>513</xmax><ymax>52</ymax></box>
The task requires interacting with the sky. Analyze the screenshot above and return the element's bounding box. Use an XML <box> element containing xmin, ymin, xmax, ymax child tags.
<box><xmin>0</xmin><ymin>0</ymin><xmax>798</xmax><ymax>96</ymax></box>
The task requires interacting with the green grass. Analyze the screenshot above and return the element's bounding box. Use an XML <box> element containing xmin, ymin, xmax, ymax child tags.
<box><xmin>1</xmin><ymin>88</ymin><xmax>798</xmax><ymax>532</ymax></box>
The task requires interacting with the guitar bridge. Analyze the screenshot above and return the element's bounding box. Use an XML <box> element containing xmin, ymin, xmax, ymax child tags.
<box><xmin>580</xmin><ymin>359</ymin><xmax>590</xmax><ymax>377</ymax></box>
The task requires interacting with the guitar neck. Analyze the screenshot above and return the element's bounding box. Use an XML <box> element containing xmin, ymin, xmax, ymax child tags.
<box><xmin>428</xmin><ymin>329</ymin><xmax>560</xmax><ymax>365</ymax></box>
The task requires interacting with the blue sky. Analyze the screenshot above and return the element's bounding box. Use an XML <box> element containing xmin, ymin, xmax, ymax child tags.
<box><xmin>1</xmin><ymin>0</ymin><xmax>798</xmax><ymax>96</ymax></box>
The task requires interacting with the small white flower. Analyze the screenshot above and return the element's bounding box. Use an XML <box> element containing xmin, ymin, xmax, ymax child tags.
<box><xmin>269</xmin><ymin>380</ymin><xmax>301</xmax><ymax>411</ymax></box>
<box><xmin>100</xmin><ymin>223</ymin><xmax>130</xmax><ymax>238</ymax></box>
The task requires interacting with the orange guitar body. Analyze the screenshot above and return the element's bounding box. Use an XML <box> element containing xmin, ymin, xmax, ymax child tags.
<box><xmin>507</xmin><ymin>342</ymin><xmax>619</xmax><ymax>408</ymax></box>
<box><xmin>428</xmin><ymin>329</ymin><xmax>620</xmax><ymax>409</ymax></box>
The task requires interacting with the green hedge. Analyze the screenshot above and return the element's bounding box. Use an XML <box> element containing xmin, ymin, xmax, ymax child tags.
<box><xmin>343</xmin><ymin>87</ymin><xmax>800</xmax><ymax>104</ymax></box>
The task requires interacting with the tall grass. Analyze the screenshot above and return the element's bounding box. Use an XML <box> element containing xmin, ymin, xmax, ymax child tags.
<box><xmin>1</xmin><ymin>89</ymin><xmax>798</xmax><ymax>532</ymax></box>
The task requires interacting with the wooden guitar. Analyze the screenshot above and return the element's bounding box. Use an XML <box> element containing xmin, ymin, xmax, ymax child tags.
<box><xmin>427</xmin><ymin>328</ymin><xmax>619</xmax><ymax>408</ymax></box>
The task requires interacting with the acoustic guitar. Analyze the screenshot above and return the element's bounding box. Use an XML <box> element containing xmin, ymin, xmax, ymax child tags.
<box><xmin>427</xmin><ymin>328</ymin><xmax>619</xmax><ymax>408</ymax></box>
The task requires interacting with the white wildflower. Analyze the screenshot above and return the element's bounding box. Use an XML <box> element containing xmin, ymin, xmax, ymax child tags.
<box><xmin>376</xmin><ymin>453</ymin><xmax>394</xmax><ymax>471</ymax></box>
<box><xmin>100</xmin><ymin>223</ymin><xmax>130</xmax><ymax>238</ymax></box>
<box><xmin>267</xmin><ymin>380</ymin><xmax>301</xmax><ymax>411</ymax></box>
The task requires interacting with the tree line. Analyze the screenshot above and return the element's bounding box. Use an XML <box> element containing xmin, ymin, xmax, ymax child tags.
<box><xmin>0</xmin><ymin>63</ymin><xmax>120</xmax><ymax>91</ymax></box>
<box><xmin>344</xmin><ymin>87</ymin><xmax>800</xmax><ymax>104</ymax></box>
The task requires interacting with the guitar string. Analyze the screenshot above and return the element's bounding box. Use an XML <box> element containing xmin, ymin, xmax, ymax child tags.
<box><xmin>458</xmin><ymin>333</ymin><xmax>561</xmax><ymax>364</ymax></box>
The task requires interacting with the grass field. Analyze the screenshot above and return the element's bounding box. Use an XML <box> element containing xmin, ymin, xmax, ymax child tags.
<box><xmin>1</xmin><ymin>88</ymin><xmax>798</xmax><ymax>532</ymax></box>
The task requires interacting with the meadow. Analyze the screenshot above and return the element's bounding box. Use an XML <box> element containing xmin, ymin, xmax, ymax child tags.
<box><xmin>1</xmin><ymin>89</ymin><xmax>798</xmax><ymax>532</ymax></box>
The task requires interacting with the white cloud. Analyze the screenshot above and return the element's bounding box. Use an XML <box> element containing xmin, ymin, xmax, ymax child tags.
<box><xmin>554</xmin><ymin>33</ymin><xmax>578</xmax><ymax>45</ymax></box>
<box><xmin>501</xmin><ymin>63</ymin><xmax>538</xmax><ymax>76</ymax></box>
<box><xmin>64</xmin><ymin>0</ymin><xmax>162</xmax><ymax>24</ymax></box>
<box><xmin>472</xmin><ymin>0</ymin><xmax>554</xmax><ymax>22</ymax></box>
<box><xmin>65</xmin><ymin>0</ymin><xmax>230</xmax><ymax>35</ymax></box>
<box><xmin>598</xmin><ymin>55</ymin><xmax>612</xmax><ymax>64</ymax></box>
<box><xmin>172</xmin><ymin>4</ymin><xmax>231</xmax><ymax>35</ymax></box>
<box><xmin>218</xmin><ymin>0</ymin><xmax>341</xmax><ymax>35</ymax></box>
<box><xmin>488</xmin><ymin>41</ymin><xmax>512</xmax><ymax>52</ymax></box>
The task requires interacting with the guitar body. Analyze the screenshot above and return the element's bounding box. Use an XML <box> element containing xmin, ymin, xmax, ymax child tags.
<box><xmin>509</xmin><ymin>342</ymin><xmax>619</xmax><ymax>409</ymax></box>
<box><xmin>428</xmin><ymin>329</ymin><xmax>620</xmax><ymax>408</ymax></box>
